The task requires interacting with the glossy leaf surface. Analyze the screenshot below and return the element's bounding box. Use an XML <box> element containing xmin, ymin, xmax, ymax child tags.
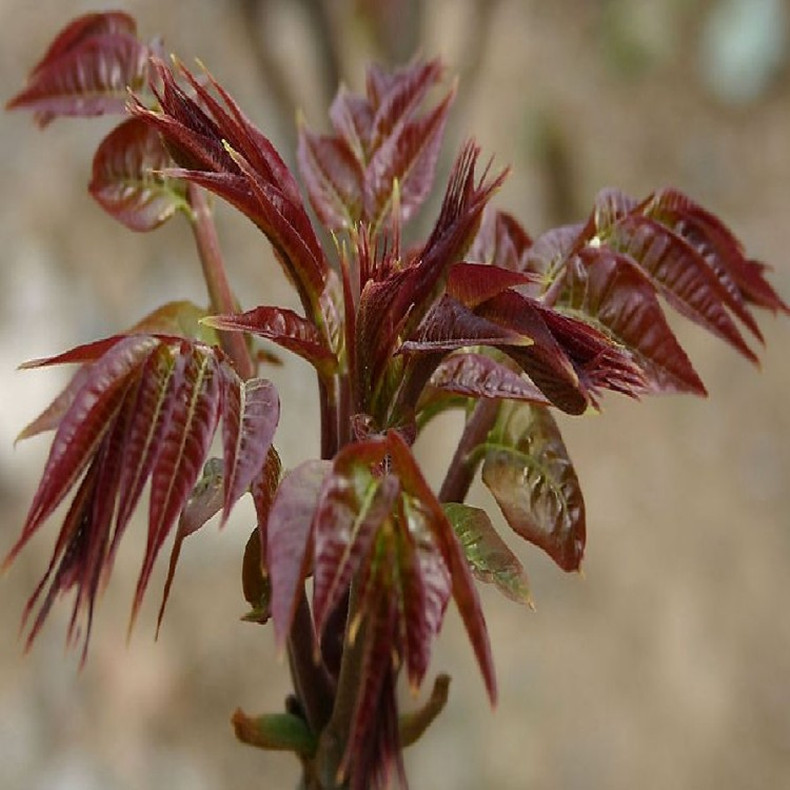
<box><xmin>89</xmin><ymin>117</ymin><xmax>186</xmax><ymax>231</ymax></box>
<box><xmin>7</xmin><ymin>12</ymin><xmax>154</xmax><ymax>126</ymax></box>
<box><xmin>482</xmin><ymin>402</ymin><xmax>586</xmax><ymax>572</ymax></box>
<box><xmin>443</xmin><ymin>503</ymin><xmax>532</xmax><ymax>605</ymax></box>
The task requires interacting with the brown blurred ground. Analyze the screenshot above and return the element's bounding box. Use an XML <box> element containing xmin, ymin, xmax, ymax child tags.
<box><xmin>1</xmin><ymin>1</ymin><xmax>789</xmax><ymax>788</ymax></box>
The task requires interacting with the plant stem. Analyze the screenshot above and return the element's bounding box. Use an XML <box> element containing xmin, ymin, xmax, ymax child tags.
<box><xmin>187</xmin><ymin>183</ymin><xmax>256</xmax><ymax>380</ymax></box>
<box><xmin>438</xmin><ymin>398</ymin><xmax>499</xmax><ymax>503</ymax></box>
<box><xmin>287</xmin><ymin>589</ymin><xmax>335</xmax><ymax>735</ymax></box>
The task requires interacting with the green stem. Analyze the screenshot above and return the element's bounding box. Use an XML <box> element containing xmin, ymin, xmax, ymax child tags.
<box><xmin>187</xmin><ymin>183</ymin><xmax>256</xmax><ymax>380</ymax></box>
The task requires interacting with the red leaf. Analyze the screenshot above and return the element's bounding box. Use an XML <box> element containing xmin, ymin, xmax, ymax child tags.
<box><xmin>470</xmin><ymin>210</ymin><xmax>534</xmax><ymax>274</ymax></box>
<box><xmin>89</xmin><ymin>117</ymin><xmax>186</xmax><ymax>231</ymax></box>
<box><xmin>29</xmin><ymin>12</ymin><xmax>137</xmax><ymax>75</ymax></box>
<box><xmin>8</xmin><ymin>30</ymin><xmax>153</xmax><ymax>126</ymax></box>
<box><xmin>205</xmin><ymin>306</ymin><xmax>336</xmax><ymax>371</ymax></box>
<box><xmin>5</xmin><ymin>336</ymin><xmax>158</xmax><ymax>568</ymax></box>
<box><xmin>364</xmin><ymin>87</ymin><xmax>455</xmax><ymax>226</ymax></box>
<box><xmin>446</xmin><ymin>262</ymin><xmax>534</xmax><ymax>308</ymax></box>
<box><xmin>400</xmin><ymin>294</ymin><xmax>533</xmax><ymax>353</ymax></box>
<box><xmin>482</xmin><ymin>402</ymin><xmax>586</xmax><ymax>572</ymax></box>
<box><xmin>220</xmin><ymin>372</ymin><xmax>279</xmax><ymax>525</ymax></box>
<box><xmin>605</xmin><ymin>213</ymin><xmax>759</xmax><ymax>363</ymax></box>
<box><xmin>268</xmin><ymin>459</ymin><xmax>331</xmax><ymax>648</ymax></box>
<box><xmin>132</xmin><ymin>346</ymin><xmax>222</xmax><ymax>625</ymax></box>
<box><xmin>250</xmin><ymin>447</ymin><xmax>283</xmax><ymax>575</ymax></box>
<box><xmin>158</xmin><ymin>457</ymin><xmax>225</xmax><ymax>631</ymax></box>
<box><xmin>387</xmin><ymin>430</ymin><xmax>496</xmax><ymax>704</ymax></box>
<box><xmin>426</xmin><ymin>351</ymin><xmax>550</xmax><ymax>404</ymax></box>
<box><xmin>644</xmin><ymin>188</ymin><xmax>790</xmax><ymax>319</ymax></box>
<box><xmin>114</xmin><ymin>342</ymin><xmax>180</xmax><ymax>535</ymax></box>
<box><xmin>564</xmin><ymin>248</ymin><xmax>706</xmax><ymax>395</ymax></box>
<box><xmin>476</xmin><ymin>290</ymin><xmax>588</xmax><ymax>414</ymax></box>
<box><xmin>297</xmin><ymin>127</ymin><xmax>364</xmax><ymax>229</ymax></box>
<box><xmin>131</xmin><ymin>60</ymin><xmax>331</xmax><ymax>319</ymax></box>
<box><xmin>312</xmin><ymin>455</ymin><xmax>400</xmax><ymax>633</ymax></box>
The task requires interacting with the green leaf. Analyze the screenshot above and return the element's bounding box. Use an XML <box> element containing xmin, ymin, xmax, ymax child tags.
<box><xmin>443</xmin><ymin>503</ymin><xmax>532</xmax><ymax>606</ymax></box>
<box><xmin>481</xmin><ymin>401</ymin><xmax>585</xmax><ymax>572</ymax></box>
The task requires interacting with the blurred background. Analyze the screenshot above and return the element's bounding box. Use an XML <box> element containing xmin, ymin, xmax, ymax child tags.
<box><xmin>1</xmin><ymin>0</ymin><xmax>789</xmax><ymax>788</ymax></box>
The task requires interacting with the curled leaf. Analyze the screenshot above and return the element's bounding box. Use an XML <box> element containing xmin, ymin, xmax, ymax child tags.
<box><xmin>89</xmin><ymin>117</ymin><xmax>186</xmax><ymax>231</ymax></box>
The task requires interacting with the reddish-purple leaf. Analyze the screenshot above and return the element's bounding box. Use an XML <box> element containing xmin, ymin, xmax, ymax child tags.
<box><xmin>605</xmin><ymin>213</ymin><xmax>758</xmax><ymax>363</ymax></box>
<box><xmin>132</xmin><ymin>346</ymin><xmax>222</xmax><ymax>625</ymax></box>
<box><xmin>644</xmin><ymin>188</ymin><xmax>790</xmax><ymax>319</ymax></box>
<box><xmin>131</xmin><ymin>60</ymin><xmax>331</xmax><ymax>320</ymax></box>
<box><xmin>364</xmin><ymin>88</ymin><xmax>455</xmax><ymax>226</ymax></box>
<box><xmin>250</xmin><ymin>447</ymin><xmax>282</xmax><ymax>576</ymax></box>
<box><xmin>368</xmin><ymin>59</ymin><xmax>444</xmax><ymax>149</ymax></box>
<box><xmin>470</xmin><ymin>210</ymin><xmax>534</xmax><ymax>274</ymax></box>
<box><xmin>268</xmin><ymin>459</ymin><xmax>331</xmax><ymax>648</ymax></box>
<box><xmin>16</xmin><ymin>364</ymin><xmax>93</xmax><ymax>442</ymax></box>
<box><xmin>563</xmin><ymin>248</ymin><xmax>706</xmax><ymax>395</ymax></box>
<box><xmin>443</xmin><ymin>503</ymin><xmax>532</xmax><ymax>605</ymax></box>
<box><xmin>297</xmin><ymin>127</ymin><xmax>364</xmax><ymax>229</ymax></box>
<box><xmin>29</xmin><ymin>12</ymin><xmax>138</xmax><ymax>75</ymax></box>
<box><xmin>8</xmin><ymin>31</ymin><xmax>153</xmax><ymax>126</ymax></box>
<box><xmin>395</xmin><ymin>495</ymin><xmax>451</xmax><ymax>691</ymax></box>
<box><xmin>5</xmin><ymin>336</ymin><xmax>158</xmax><ymax>567</ymax></box>
<box><xmin>524</xmin><ymin>222</ymin><xmax>589</xmax><ymax>284</ymax></box>
<box><xmin>400</xmin><ymin>294</ymin><xmax>533</xmax><ymax>353</ymax></box>
<box><xmin>313</xmin><ymin>453</ymin><xmax>400</xmax><ymax>633</ymax></box>
<box><xmin>593</xmin><ymin>187</ymin><xmax>638</xmax><ymax>231</ymax></box>
<box><xmin>329</xmin><ymin>87</ymin><xmax>374</xmax><ymax>161</ymax></box>
<box><xmin>220</xmin><ymin>372</ymin><xmax>279</xmax><ymax>525</ymax></box>
<box><xmin>475</xmin><ymin>290</ymin><xmax>588</xmax><ymax>414</ymax></box>
<box><xmin>89</xmin><ymin>117</ymin><xmax>186</xmax><ymax>231</ymax></box>
<box><xmin>158</xmin><ymin>457</ymin><xmax>224</xmax><ymax>631</ymax></box>
<box><xmin>426</xmin><ymin>351</ymin><xmax>550</xmax><ymax>404</ymax></box>
<box><xmin>114</xmin><ymin>342</ymin><xmax>179</xmax><ymax>535</ymax></box>
<box><xmin>446</xmin><ymin>262</ymin><xmax>534</xmax><ymax>308</ymax></box>
<box><xmin>205</xmin><ymin>307</ymin><xmax>336</xmax><ymax>371</ymax></box>
<box><xmin>387</xmin><ymin>430</ymin><xmax>496</xmax><ymax>704</ymax></box>
<box><xmin>482</xmin><ymin>402</ymin><xmax>585</xmax><ymax>572</ymax></box>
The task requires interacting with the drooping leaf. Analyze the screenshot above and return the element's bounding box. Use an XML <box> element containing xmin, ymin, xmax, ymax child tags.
<box><xmin>312</xmin><ymin>455</ymin><xmax>400</xmax><ymax>633</ymax></box>
<box><xmin>219</xmin><ymin>373</ymin><xmax>280</xmax><ymax>525</ymax></box>
<box><xmin>425</xmin><ymin>351</ymin><xmax>550</xmax><ymax>404</ymax></box>
<box><xmin>482</xmin><ymin>401</ymin><xmax>585</xmax><ymax>572</ymax></box>
<box><xmin>643</xmin><ymin>187</ymin><xmax>790</xmax><ymax>318</ymax></box>
<box><xmin>89</xmin><ymin>117</ymin><xmax>186</xmax><ymax>231</ymax></box>
<box><xmin>400</xmin><ymin>294</ymin><xmax>533</xmax><ymax>353</ymax></box>
<box><xmin>204</xmin><ymin>306</ymin><xmax>336</xmax><ymax>372</ymax></box>
<box><xmin>5</xmin><ymin>336</ymin><xmax>159</xmax><ymax>566</ymax></box>
<box><xmin>158</xmin><ymin>456</ymin><xmax>225</xmax><ymax>630</ymax></box>
<box><xmin>445</xmin><ymin>262</ymin><xmax>535</xmax><ymax>308</ymax></box>
<box><xmin>132</xmin><ymin>345</ymin><xmax>223</xmax><ymax>625</ymax></box>
<box><xmin>562</xmin><ymin>248</ymin><xmax>706</xmax><ymax>395</ymax></box>
<box><xmin>386</xmin><ymin>430</ymin><xmax>496</xmax><ymax>704</ymax></box>
<box><xmin>443</xmin><ymin>503</ymin><xmax>532</xmax><ymax>606</ymax></box>
<box><xmin>7</xmin><ymin>14</ymin><xmax>155</xmax><ymax>126</ymax></box>
<box><xmin>603</xmin><ymin>213</ymin><xmax>759</xmax><ymax>363</ymax></box>
<box><xmin>395</xmin><ymin>495</ymin><xmax>451</xmax><ymax>691</ymax></box>
<box><xmin>268</xmin><ymin>459</ymin><xmax>331</xmax><ymax>647</ymax></box>
<box><xmin>7</xmin><ymin>332</ymin><xmax>279</xmax><ymax>652</ymax></box>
